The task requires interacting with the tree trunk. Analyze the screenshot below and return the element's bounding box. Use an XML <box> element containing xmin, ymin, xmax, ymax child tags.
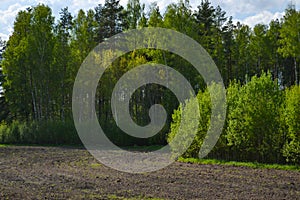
<box><xmin>60</xmin><ymin>64</ymin><xmax>67</xmax><ymax>122</ymax></box>
<box><xmin>294</xmin><ymin>57</ymin><xmax>298</xmax><ymax>85</ymax></box>
<box><xmin>29</xmin><ymin>70</ymin><xmax>38</xmax><ymax>120</ymax></box>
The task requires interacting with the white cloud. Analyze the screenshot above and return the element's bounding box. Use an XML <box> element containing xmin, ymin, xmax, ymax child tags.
<box><xmin>0</xmin><ymin>3</ymin><xmax>29</xmax><ymax>25</ymax></box>
<box><xmin>69</xmin><ymin>0</ymin><xmax>104</xmax><ymax>14</ymax></box>
<box><xmin>209</xmin><ymin>0</ymin><xmax>295</xmax><ymax>17</ymax></box>
<box><xmin>0</xmin><ymin>3</ymin><xmax>30</xmax><ymax>41</ymax></box>
<box><xmin>0</xmin><ymin>33</ymin><xmax>9</xmax><ymax>41</ymax></box>
<box><xmin>240</xmin><ymin>11</ymin><xmax>284</xmax><ymax>27</ymax></box>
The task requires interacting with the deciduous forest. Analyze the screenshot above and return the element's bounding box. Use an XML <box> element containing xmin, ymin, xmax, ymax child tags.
<box><xmin>0</xmin><ymin>0</ymin><xmax>299</xmax><ymax>165</ymax></box>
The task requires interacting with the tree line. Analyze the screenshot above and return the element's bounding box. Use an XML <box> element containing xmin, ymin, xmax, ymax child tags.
<box><xmin>0</xmin><ymin>0</ymin><xmax>299</xmax><ymax>164</ymax></box>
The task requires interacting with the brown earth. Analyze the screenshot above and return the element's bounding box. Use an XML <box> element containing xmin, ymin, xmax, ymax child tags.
<box><xmin>0</xmin><ymin>146</ymin><xmax>299</xmax><ymax>200</ymax></box>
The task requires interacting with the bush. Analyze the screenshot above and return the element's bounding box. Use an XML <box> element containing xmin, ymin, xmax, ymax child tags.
<box><xmin>0</xmin><ymin>120</ymin><xmax>81</xmax><ymax>145</ymax></box>
<box><xmin>167</xmin><ymin>96</ymin><xmax>200</xmax><ymax>158</ymax></box>
<box><xmin>226</xmin><ymin>72</ymin><xmax>284</xmax><ymax>163</ymax></box>
<box><xmin>168</xmin><ymin>82</ymin><xmax>226</xmax><ymax>158</ymax></box>
<box><xmin>168</xmin><ymin>73</ymin><xmax>291</xmax><ymax>164</ymax></box>
<box><xmin>207</xmin><ymin>81</ymin><xmax>241</xmax><ymax>160</ymax></box>
<box><xmin>282</xmin><ymin>85</ymin><xmax>300</xmax><ymax>164</ymax></box>
<box><xmin>0</xmin><ymin>121</ymin><xmax>22</xmax><ymax>144</ymax></box>
<box><xmin>0</xmin><ymin>122</ymin><xmax>9</xmax><ymax>143</ymax></box>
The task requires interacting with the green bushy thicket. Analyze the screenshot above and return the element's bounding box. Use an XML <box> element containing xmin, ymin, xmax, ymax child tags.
<box><xmin>167</xmin><ymin>97</ymin><xmax>200</xmax><ymax>158</ymax></box>
<box><xmin>282</xmin><ymin>86</ymin><xmax>300</xmax><ymax>163</ymax></box>
<box><xmin>168</xmin><ymin>73</ymin><xmax>300</xmax><ymax>164</ymax></box>
<box><xmin>101</xmin><ymin>119</ymin><xmax>169</xmax><ymax>147</ymax></box>
<box><xmin>168</xmin><ymin>83</ymin><xmax>226</xmax><ymax>158</ymax></box>
<box><xmin>226</xmin><ymin>73</ymin><xmax>283</xmax><ymax>163</ymax></box>
<box><xmin>0</xmin><ymin>120</ymin><xmax>81</xmax><ymax>145</ymax></box>
<box><xmin>0</xmin><ymin>118</ymin><xmax>167</xmax><ymax>147</ymax></box>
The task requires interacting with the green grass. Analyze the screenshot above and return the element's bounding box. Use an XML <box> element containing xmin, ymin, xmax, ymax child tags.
<box><xmin>178</xmin><ymin>157</ymin><xmax>300</xmax><ymax>171</ymax></box>
<box><xmin>90</xmin><ymin>163</ymin><xmax>102</xmax><ymax>168</ymax></box>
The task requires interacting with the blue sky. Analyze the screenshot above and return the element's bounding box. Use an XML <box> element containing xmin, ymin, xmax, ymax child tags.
<box><xmin>0</xmin><ymin>0</ymin><xmax>299</xmax><ymax>41</ymax></box>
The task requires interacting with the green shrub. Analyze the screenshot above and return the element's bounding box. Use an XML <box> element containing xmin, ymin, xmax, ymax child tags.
<box><xmin>33</xmin><ymin>120</ymin><xmax>80</xmax><ymax>145</ymax></box>
<box><xmin>168</xmin><ymin>73</ymin><xmax>290</xmax><ymax>164</ymax></box>
<box><xmin>0</xmin><ymin>120</ymin><xmax>81</xmax><ymax>145</ymax></box>
<box><xmin>0</xmin><ymin>122</ymin><xmax>9</xmax><ymax>143</ymax></box>
<box><xmin>167</xmin><ymin>96</ymin><xmax>200</xmax><ymax>158</ymax></box>
<box><xmin>282</xmin><ymin>85</ymin><xmax>300</xmax><ymax>164</ymax></box>
<box><xmin>226</xmin><ymin>72</ymin><xmax>284</xmax><ymax>163</ymax></box>
<box><xmin>207</xmin><ymin>81</ymin><xmax>241</xmax><ymax>160</ymax></box>
<box><xmin>5</xmin><ymin>121</ymin><xmax>21</xmax><ymax>144</ymax></box>
<box><xmin>168</xmin><ymin>82</ymin><xmax>226</xmax><ymax>158</ymax></box>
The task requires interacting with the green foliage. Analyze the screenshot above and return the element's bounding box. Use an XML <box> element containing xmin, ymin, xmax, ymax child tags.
<box><xmin>278</xmin><ymin>5</ymin><xmax>300</xmax><ymax>85</ymax></box>
<box><xmin>0</xmin><ymin>120</ymin><xmax>80</xmax><ymax>145</ymax></box>
<box><xmin>163</xmin><ymin>0</ymin><xmax>195</xmax><ymax>37</ymax></box>
<box><xmin>168</xmin><ymin>97</ymin><xmax>200</xmax><ymax>158</ymax></box>
<box><xmin>99</xmin><ymin>0</ymin><xmax>124</xmax><ymax>39</ymax></box>
<box><xmin>227</xmin><ymin>72</ymin><xmax>283</xmax><ymax>163</ymax></box>
<box><xmin>168</xmin><ymin>83</ymin><xmax>225</xmax><ymax>159</ymax></box>
<box><xmin>167</xmin><ymin>74</ymin><xmax>299</xmax><ymax>164</ymax></box>
<box><xmin>278</xmin><ymin>5</ymin><xmax>300</xmax><ymax>59</ymax></box>
<box><xmin>147</xmin><ymin>2</ymin><xmax>163</xmax><ymax>27</ymax></box>
<box><xmin>282</xmin><ymin>85</ymin><xmax>300</xmax><ymax>163</ymax></box>
<box><xmin>124</xmin><ymin>0</ymin><xmax>144</xmax><ymax>30</ymax></box>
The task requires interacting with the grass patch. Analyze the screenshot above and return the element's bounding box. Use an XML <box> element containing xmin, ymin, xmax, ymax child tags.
<box><xmin>90</xmin><ymin>162</ymin><xmax>102</xmax><ymax>169</ymax></box>
<box><xmin>178</xmin><ymin>157</ymin><xmax>300</xmax><ymax>171</ymax></box>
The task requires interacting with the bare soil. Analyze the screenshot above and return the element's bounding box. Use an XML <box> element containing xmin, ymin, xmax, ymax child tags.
<box><xmin>0</xmin><ymin>146</ymin><xmax>299</xmax><ymax>199</ymax></box>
